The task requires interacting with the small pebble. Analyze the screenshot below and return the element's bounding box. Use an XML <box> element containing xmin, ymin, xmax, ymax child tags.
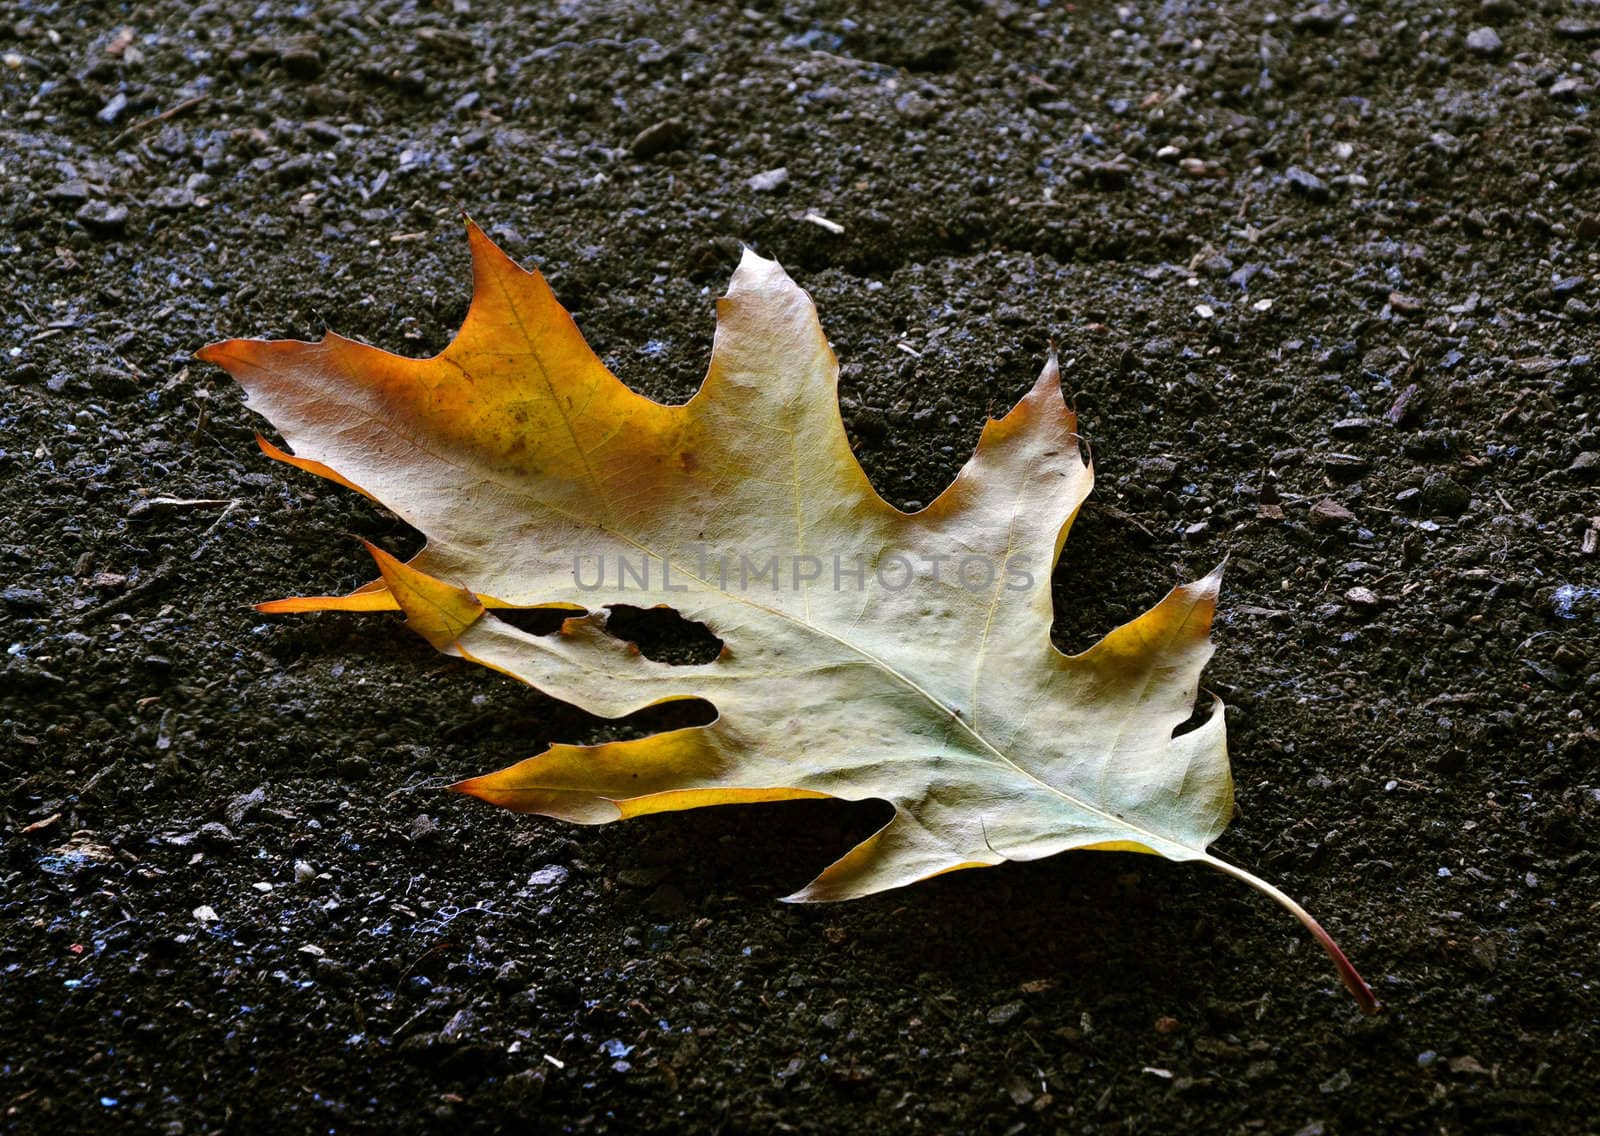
<box><xmin>275</xmin><ymin>155</ymin><xmax>316</xmax><ymax>185</ymax></box>
<box><xmin>1291</xmin><ymin>4</ymin><xmax>1339</xmax><ymax>31</ymax></box>
<box><xmin>1345</xmin><ymin>586</ymin><xmax>1381</xmax><ymax>610</ymax></box>
<box><xmin>1385</xmin><ymin>383</ymin><xmax>1423</xmax><ymax>426</ymax></box>
<box><xmin>281</xmin><ymin>45</ymin><xmax>323</xmax><ymax>79</ymax></box>
<box><xmin>2</xmin><ymin>586</ymin><xmax>47</xmax><ymax>611</ymax></box>
<box><xmin>1310</xmin><ymin>499</ymin><xmax>1357</xmax><ymax>527</ymax></box>
<box><xmin>46</xmin><ymin>179</ymin><xmax>90</xmax><ymax>202</ymax></box>
<box><xmin>629</xmin><ymin>117</ymin><xmax>688</xmax><ymax>158</ymax></box>
<box><xmin>617</xmin><ymin>865</ymin><xmax>669</xmax><ymax>888</ymax></box>
<box><xmin>987</xmin><ymin>1000</ymin><xmax>1026</xmax><ymax>1027</ymax></box>
<box><xmin>1567</xmin><ymin>451</ymin><xmax>1600</xmax><ymax>482</ymax></box>
<box><xmin>746</xmin><ymin>167</ymin><xmax>789</xmax><ymax>193</ymax></box>
<box><xmin>1005</xmin><ymin>1076</ymin><xmax>1035</xmax><ymax>1106</ymax></box>
<box><xmin>198</xmin><ymin>821</ymin><xmax>237</xmax><ymax>849</ymax></box>
<box><xmin>226</xmin><ymin>787</ymin><xmax>266</xmax><ymax>828</ymax></box>
<box><xmin>894</xmin><ymin>92</ymin><xmax>940</xmax><ymax>124</ymax></box>
<box><xmin>75</xmin><ymin>201</ymin><xmax>128</xmax><ymax>236</ymax></box>
<box><xmin>528</xmin><ymin>865</ymin><xmax>570</xmax><ymax>888</ymax></box>
<box><xmin>1285</xmin><ymin>165</ymin><xmax>1330</xmax><ymax>201</ymax></box>
<box><xmin>1331</xmin><ymin>417</ymin><xmax>1374</xmax><ymax>439</ymax></box>
<box><xmin>1465</xmin><ymin>27</ymin><xmax>1503</xmax><ymax>56</ymax></box>
<box><xmin>440</xmin><ymin>1009</ymin><xmax>476</xmax><ymax>1042</ymax></box>
<box><xmin>1322</xmin><ymin>453</ymin><xmax>1371</xmax><ymax>481</ymax></box>
<box><xmin>147</xmin><ymin>186</ymin><xmax>195</xmax><ymax>211</ymax></box>
<box><xmin>1420</xmin><ymin>473</ymin><xmax>1472</xmax><ymax>517</ymax></box>
<box><xmin>336</xmin><ymin>755</ymin><xmax>372</xmax><ymax>780</ymax></box>
<box><xmin>1081</xmin><ymin>158</ymin><xmax>1132</xmax><ymax>187</ymax></box>
<box><xmin>96</xmin><ymin>92</ymin><xmax>128</xmax><ymax>124</ymax></box>
<box><xmin>1553</xmin><ymin>18</ymin><xmax>1600</xmax><ymax>40</ymax></box>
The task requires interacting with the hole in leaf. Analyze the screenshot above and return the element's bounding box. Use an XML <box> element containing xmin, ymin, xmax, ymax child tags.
<box><xmin>624</xmin><ymin>697</ymin><xmax>719</xmax><ymax>732</ymax></box>
<box><xmin>604</xmin><ymin>604</ymin><xmax>723</xmax><ymax>665</ymax></box>
<box><xmin>493</xmin><ymin>606</ymin><xmax>583</xmax><ymax>637</ymax></box>
<box><xmin>1170</xmin><ymin>700</ymin><xmax>1214</xmax><ymax>740</ymax></box>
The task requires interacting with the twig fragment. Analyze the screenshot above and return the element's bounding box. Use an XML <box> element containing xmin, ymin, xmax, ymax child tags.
<box><xmin>110</xmin><ymin>94</ymin><xmax>209</xmax><ymax>148</ymax></box>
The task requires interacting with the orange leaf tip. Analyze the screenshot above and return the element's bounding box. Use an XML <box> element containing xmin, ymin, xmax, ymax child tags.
<box><xmin>255</xmin><ymin>435</ymin><xmax>379</xmax><ymax>502</ymax></box>
<box><xmin>362</xmin><ymin>541</ymin><xmax>484</xmax><ymax>651</ymax></box>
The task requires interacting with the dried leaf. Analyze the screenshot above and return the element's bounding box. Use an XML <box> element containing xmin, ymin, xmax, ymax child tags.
<box><xmin>198</xmin><ymin>222</ymin><xmax>1375</xmax><ymax>1009</ymax></box>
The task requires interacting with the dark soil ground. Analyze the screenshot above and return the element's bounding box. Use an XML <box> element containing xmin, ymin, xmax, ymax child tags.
<box><xmin>3</xmin><ymin>0</ymin><xmax>1599</xmax><ymax>1132</ymax></box>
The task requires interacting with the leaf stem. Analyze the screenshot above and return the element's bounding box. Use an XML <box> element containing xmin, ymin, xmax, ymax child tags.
<box><xmin>1204</xmin><ymin>854</ymin><xmax>1380</xmax><ymax>1013</ymax></box>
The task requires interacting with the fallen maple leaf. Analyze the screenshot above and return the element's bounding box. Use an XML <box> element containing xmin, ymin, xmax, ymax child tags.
<box><xmin>197</xmin><ymin>222</ymin><xmax>1376</xmax><ymax>1010</ymax></box>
